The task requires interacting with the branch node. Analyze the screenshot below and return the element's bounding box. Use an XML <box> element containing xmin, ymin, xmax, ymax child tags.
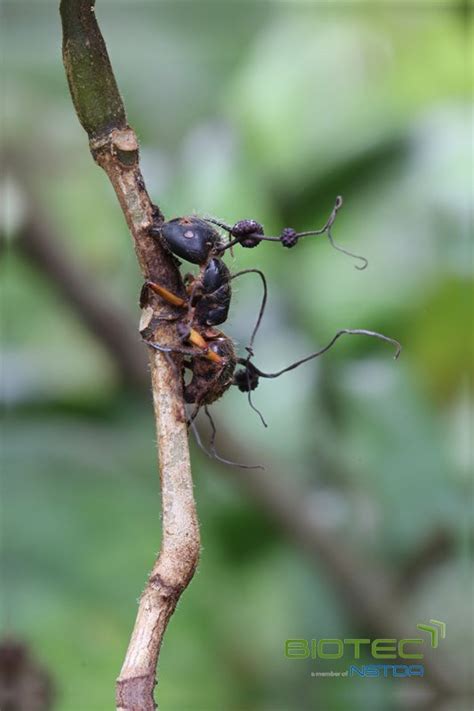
<box><xmin>116</xmin><ymin>675</ymin><xmax>156</xmax><ymax>711</ymax></box>
<box><xmin>149</xmin><ymin>574</ymin><xmax>183</xmax><ymax>600</ymax></box>
<box><xmin>90</xmin><ymin>127</ymin><xmax>139</xmax><ymax>167</ymax></box>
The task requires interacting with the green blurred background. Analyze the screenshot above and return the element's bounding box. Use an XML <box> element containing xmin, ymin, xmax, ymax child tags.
<box><xmin>2</xmin><ymin>1</ymin><xmax>472</xmax><ymax>709</ymax></box>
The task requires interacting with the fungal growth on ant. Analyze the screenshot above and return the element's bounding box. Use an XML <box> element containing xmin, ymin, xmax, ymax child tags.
<box><xmin>140</xmin><ymin>198</ymin><xmax>401</xmax><ymax>468</ymax></box>
<box><xmin>206</xmin><ymin>196</ymin><xmax>368</xmax><ymax>270</ymax></box>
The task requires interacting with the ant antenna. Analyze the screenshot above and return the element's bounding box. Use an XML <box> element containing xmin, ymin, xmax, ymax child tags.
<box><xmin>189</xmin><ymin>409</ymin><xmax>263</xmax><ymax>470</ymax></box>
<box><xmin>245</xmin><ymin>328</ymin><xmax>401</xmax><ymax>381</ymax></box>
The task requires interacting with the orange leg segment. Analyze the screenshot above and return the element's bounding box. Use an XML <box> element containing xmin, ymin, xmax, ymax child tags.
<box><xmin>143</xmin><ymin>282</ymin><xmax>223</xmax><ymax>364</ymax></box>
<box><xmin>187</xmin><ymin>329</ymin><xmax>223</xmax><ymax>364</ymax></box>
<box><xmin>145</xmin><ymin>281</ymin><xmax>187</xmax><ymax>308</ymax></box>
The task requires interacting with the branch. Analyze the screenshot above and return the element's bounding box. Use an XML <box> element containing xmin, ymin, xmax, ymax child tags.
<box><xmin>394</xmin><ymin>526</ymin><xmax>457</xmax><ymax>597</ymax></box>
<box><xmin>59</xmin><ymin>2</ymin><xmax>200</xmax><ymax>709</ymax></box>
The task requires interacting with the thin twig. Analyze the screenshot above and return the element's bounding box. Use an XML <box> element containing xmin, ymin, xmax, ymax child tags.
<box><xmin>59</xmin><ymin>2</ymin><xmax>200</xmax><ymax>709</ymax></box>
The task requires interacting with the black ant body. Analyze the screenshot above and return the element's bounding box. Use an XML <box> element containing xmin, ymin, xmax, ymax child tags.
<box><xmin>140</xmin><ymin>198</ymin><xmax>401</xmax><ymax>468</ymax></box>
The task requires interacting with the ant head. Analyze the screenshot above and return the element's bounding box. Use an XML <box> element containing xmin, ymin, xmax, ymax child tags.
<box><xmin>157</xmin><ymin>217</ymin><xmax>223</xmax><ymax>264</ymax></box>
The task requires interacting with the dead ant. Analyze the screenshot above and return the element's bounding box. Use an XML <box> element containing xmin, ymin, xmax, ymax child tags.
<box><xmin>140</xmin><ymin>197</ymin><xmax>401</xmax><ymax>468</ymax></box>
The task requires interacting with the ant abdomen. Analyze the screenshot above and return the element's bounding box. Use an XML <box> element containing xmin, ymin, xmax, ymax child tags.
<box><xmin>184</xmin><ymin>336</ymin><xmax>237</xmax><ymax>405</ymax></box>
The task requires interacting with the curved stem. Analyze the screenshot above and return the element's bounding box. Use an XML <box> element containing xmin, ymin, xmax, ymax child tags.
<box><xmin>60</xmin><ymin>3</ymin><xmax>200</xmax><ymax>709</ymax></box>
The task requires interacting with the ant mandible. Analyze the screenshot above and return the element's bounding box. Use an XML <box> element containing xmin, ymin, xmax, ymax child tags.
<box><xmin>140</xmin><ymin>197</ymin><xmax>401</xmax><ymax>468</ymax></box>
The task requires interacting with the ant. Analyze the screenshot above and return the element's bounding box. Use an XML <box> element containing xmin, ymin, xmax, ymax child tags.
<box><xmin>140</xmin><ymin>197</ymin><xmax>401</xmax><ymax>468</ymax></box>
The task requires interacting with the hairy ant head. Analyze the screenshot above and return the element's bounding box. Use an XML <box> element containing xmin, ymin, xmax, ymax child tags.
<box><xmin>155</xmin><ymin>216</ymin><xmax>223</xmax><ymax>264</ymax></box>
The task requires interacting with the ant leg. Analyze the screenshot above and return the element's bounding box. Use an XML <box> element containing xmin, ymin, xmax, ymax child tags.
<box><xmin>196</xmin><ymin>406</ymin><xmax>263</xmax><ymax>470</ymax></box>
<box><xmin>186</xmin><ymin>328</ymin><xmax>225</xmax><ymax>364</ymax></box>
<box><xmin>143</xmin><ymin>340</ymin><xmax>190</xmax><ymax>356</ymax></box>
<box><xmin>141</xmin><ymin>280</ymin><xmax>187</xmax><ymax>308</ymax></box>
<box><xmin>142</xmin><ymin>338</ymin><xmax>204</xmax><ymax>359</ymax></box>
<box><xmin>230</xmin><ymin>269</ymin><xmax>269</xmax><ymax>427</ymax></box>
<box><xmin>187</xmin><ymin>404</ymin><xmax>201</xmax><ymax>428</ymax></box>
<box><xmin>139</xmin><ymin>281</ymin><xmax>188</xmax><ymax>335</ymax></box>
<box><xmin>245</xmin><ymin>384</ymin><xmax>267</xmax><ymax>428</ymax></box>
<box><xmin>143</xmin><ymin>333</ymin><xmax>224</xmax><ymax>365</ymax></box>
<box><xmin>189</xmin><ymin>419</ymin><xmax>221</xmax><ymax>464</ymax></box>
<box><xmin>242</xmin><ymin>328</ymin><xmax>402</xmax><ymax>381</ymax></box>
<box><xmin>141</xmin><ymin>275</ymin><xmax>216</xmax><ymax>355</ymax></box>
<box><xmin>232</xmin><ymin>359</ymin><xmax>268</xmax><ymax>428</ymax></box>
<box><xmin>230</xmin><ymin>269</ymin><xmax>268</xmax><ymax>354</ymax></box>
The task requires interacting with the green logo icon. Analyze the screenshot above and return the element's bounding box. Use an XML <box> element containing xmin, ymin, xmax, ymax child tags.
<box><xmin>285</xmin><ymin>621</ymin><xmax>446</xmax><ymax>660</ymax></box>
<box><xmin>416</xmin><ymin>620</ymin><xmax>446</xmax><ymax>649</ymax></box>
